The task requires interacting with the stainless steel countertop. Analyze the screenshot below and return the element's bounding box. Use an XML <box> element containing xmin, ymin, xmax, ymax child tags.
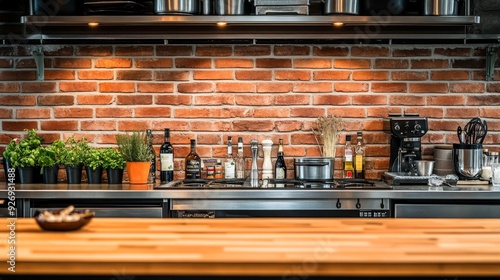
<box><xmin>2</xmin><ymin>182</ymin><xmax>500</xmax><ymax>200</ymax></box>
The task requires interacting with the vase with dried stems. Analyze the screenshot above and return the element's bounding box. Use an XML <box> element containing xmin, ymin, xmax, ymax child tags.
<box><xmin>313</xmin><ymin>115</ymin><xmax>344</xmax><ymax>158</ymax></box>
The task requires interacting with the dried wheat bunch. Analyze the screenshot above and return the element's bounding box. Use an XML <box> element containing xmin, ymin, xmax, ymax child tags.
<box><xmin>313</xmin><ymin>115</ymin><xmax>344</xmax><ymax>158</ymax></box>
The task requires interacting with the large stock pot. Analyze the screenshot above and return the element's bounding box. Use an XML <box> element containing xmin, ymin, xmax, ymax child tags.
<box><xmin>294</xmin><ymin>157</ymin><xmax>335</xmax><ymax>181</ymax></box>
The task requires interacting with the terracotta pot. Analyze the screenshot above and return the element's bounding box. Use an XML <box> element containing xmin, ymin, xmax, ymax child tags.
<box><xmin>126</xmin><ymin>162</ymin><xmax>151</xmax><ymax>184</ymax></box>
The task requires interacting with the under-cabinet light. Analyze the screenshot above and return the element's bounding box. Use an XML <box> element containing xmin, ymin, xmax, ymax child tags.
<box><xmin>333</xmin><ymin>22</ymin><xmax>344</xmax><ymax>27</ymax></box>
<box><xmin>216</xmin><ymin>22</ymin><xmax>227</xmax><ymax>27</ymax></box>
<box><xmin>88</xmin><ymin>22</ymin><xmax>99</xmax><ymax>27</ymax></box>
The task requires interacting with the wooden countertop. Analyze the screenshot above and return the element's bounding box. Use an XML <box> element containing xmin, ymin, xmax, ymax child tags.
<box><xmin>2</xmin><ymin>218</ymin><xmax>500</xmax><ymax>277</ymax></box>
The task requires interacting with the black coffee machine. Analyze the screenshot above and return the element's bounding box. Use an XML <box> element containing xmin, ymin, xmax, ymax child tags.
<box><xmin>385</xmin><ymin>113</ymin><xmax>428</xmax><ymax>175</ymax></box>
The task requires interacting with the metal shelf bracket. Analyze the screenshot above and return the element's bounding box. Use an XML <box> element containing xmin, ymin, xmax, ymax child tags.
<box><xmin>486</xmin><ymin>46</ymin><xmax>497</xmax><ymax>82</ymax></box>
<box><xmin>32</xmin><ymin>46</ymin><xmax>44</xmax><ymax>81</ymax></box>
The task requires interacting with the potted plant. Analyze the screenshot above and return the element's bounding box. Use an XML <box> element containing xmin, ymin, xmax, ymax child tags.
<box><xmin>59</xmin><ymin>136</ymin><xmax>89</xmax><ymax>184</ymax></box>
<box><xmin>101</xmin><ymin>148</ymin><xmax>126</xmax><ymax>184</ymax></box>
<box><xmin>37</xmin><ymin>140</ymin><xmax>65</xmax><ymax>184</ymax></box>
<box><xmin>4</xmin><ymin>129</ymin><xmax>44</xmax><ymax>184</ymax></box>
<box><xmin>116</xmin><ymin>131</ymin><xmax>154</xmax><ymax>184</ymax></box>
<box><xmin>3</xmin><ymin>137</ymin><xmax>20</xmax><ymax>183</ymax></box>
<box><xmin>83</xmin><ymin>147</ymin><xmax>105</xmax><ymax>184</ymax></box>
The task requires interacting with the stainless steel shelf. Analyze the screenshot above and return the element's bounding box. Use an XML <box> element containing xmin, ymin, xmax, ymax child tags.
<box><xmin>21</xmin><ymin>15</ymin><xmax>480</xmax><ymax>26</ymax></box>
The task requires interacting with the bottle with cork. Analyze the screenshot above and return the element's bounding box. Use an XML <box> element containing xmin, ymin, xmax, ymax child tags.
<box><xmin>354</xmin><ymin>132</ymin><xmax>365</xmax><ymax>179</ymax></box>
<box><xmin>343</xmin><ymin>135</ymin><xmax>354</xmax><ymax>179</ymax></box>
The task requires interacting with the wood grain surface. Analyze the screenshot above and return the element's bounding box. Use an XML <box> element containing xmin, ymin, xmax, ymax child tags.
<box><xmin>1</xmin><ymin>218</ymin><xmax>500</xmax><ymax>276</ymax></box>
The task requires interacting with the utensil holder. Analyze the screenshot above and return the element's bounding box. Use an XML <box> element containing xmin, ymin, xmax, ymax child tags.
<box><xmin>453</xmin><ymin>143</ymin><xmax>482</xmax><ymax>180</ymax></box>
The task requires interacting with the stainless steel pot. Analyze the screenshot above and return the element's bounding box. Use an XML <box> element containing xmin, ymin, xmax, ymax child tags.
<box><xmin>154</xmin><ymin>0</ymin><xmax>211</xmax><ymax>14</ymax></box>
<box><xmin>323</xmin><ymin>0</ymin><xmax>359</xmax><ymax>15</ymax></box>
<box><xmin>453</xmin><ymin>143</ymin><xmax>482</xmax><ymax>180</ymax></box>
<box><xmin>214</xmin><ymin>0</ymin><xmax>247</xmax><ymax>15</ymax></box>
<box><xmin>423</xmin><ymin>0</ymin><xmax>459</xmax><ymax>15</ymax></box>
<box><xmin>294</xmin><ymin>157</ymin><xmax>334</xmax><ymax>181</ymax></box>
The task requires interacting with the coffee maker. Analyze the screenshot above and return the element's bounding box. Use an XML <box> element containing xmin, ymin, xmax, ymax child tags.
<box><xmin>385</xmin><ymin>113</ymin><xmax>428</xmax><ymax>175</ymax></box>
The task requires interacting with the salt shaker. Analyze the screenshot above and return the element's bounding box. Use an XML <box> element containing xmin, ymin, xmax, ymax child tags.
<box><xmin>250</xmin><ymin>139</ymin><xmax>259</xmax><ymax>188</ymax></box>
<box><xmin>261</xmin><ymin>138</ymin><xmax>273</xmax><ymax>188</ymax></box>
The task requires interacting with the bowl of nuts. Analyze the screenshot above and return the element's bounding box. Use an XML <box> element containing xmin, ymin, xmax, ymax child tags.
<box><xmin>34</xmin><ymin>205</ymin><xmax>95</xmax><ymax>231</ymax></box>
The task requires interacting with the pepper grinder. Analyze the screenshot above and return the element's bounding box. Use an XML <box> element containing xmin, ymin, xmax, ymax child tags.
<box><xmin>261</xmin><ymin>138</ymin><xmax>273</xmax><ymax>188</ymax></box>
<box><xmin>250</xmin><ymin>139</ymin><xmax>259</xmax><ymax>188</ymax></box>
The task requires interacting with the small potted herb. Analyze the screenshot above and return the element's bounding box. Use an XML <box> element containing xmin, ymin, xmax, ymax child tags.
<box><xmin>4</xmin><ymin>129</ymin><xmax>44</xmax><ymax>184</ymax></box>
<box><xmin>59</xmin><ymin>136</ymin><xmax>89</xmax><ymax>184</ymax></box>
<box><xmin>101</xmin><ymin>148</ymin><xmax>126</xmax><ymax>184</ymax></box>
<box><xmin>37</xmin><ymin>140</ymin><xmax>65</xmax><ymax>184</ymax></box>
<box><xmin>83</xmin><ymin>147</ymin><xmax>105</xmax><ymax>184</ymax></box>
<box><xmin>3</xmin><ymin>137</ymin><xmax>20</xmax><ymax>183</ymax></box>
<box><xmin>116</xmin><ymin>131</ymin><xmax>154</xmax><ymax>184</ymax></box>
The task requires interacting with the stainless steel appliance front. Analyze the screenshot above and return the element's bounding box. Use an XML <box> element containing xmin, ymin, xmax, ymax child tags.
<box><xmin>170</xmin><ymin>198</ymin><xmax>391</xmax><ymax>218</ymax></box>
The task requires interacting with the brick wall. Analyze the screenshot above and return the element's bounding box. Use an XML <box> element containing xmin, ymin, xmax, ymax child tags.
<box><xmin>0</xmin><ymin>44</ymin><xmax>499</xmax><ymax>180</ymax></box>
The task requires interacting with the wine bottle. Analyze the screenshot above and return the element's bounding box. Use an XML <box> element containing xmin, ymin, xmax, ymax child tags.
<box><xmin>354</xmin><ymin>132</ymin><xmax>365</xmax><ymax>179</ymax></box>
<box><xmin>343</xmin><ymin>135</ymin><xmax>354</xmax><ymax>179</ymax></box>
<box><xmin>224</xmin><ymin>136</ymin><xmax>236</xmax><ymax>179</ymax></box>
<box><xmin>159</xmin><ymin>128</ymin><xmax>174</xmax><ymax>183</ymax></box>
<box><xmin>274</xmin><ymin>139</ymin><xmax>286</xmax><ymax>188</ymax></box>
<box><xmin>146</xmin><ymin>129</ymin><xmax>156</xmax><ymax>184</ymax></box>
<box><xmin>185</xmin><ymin>139</ymin><xmax>201</xmax><ymax>179</ymax></box>
<box><xmin>235</xmin><ymin>137</ymin><xmax>245</xmax><ymax>179</ymax></box>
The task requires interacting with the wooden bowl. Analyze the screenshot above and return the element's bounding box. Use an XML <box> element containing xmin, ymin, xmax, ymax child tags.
<box><xmin>34</xmin><ymin>210</ymin><xmax>94</xmax><ymax>232</ymax></box>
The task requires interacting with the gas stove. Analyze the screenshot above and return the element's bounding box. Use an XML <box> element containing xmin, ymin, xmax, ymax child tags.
<box><xmin>155</xmin><ymin>178</ymin><xmax>392</xmax><ymax>190</ymax></box>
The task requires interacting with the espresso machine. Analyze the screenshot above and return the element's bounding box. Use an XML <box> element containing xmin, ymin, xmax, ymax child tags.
<box><xmin>383</xmin><ymin>113</ymin><xmax>429</xmax><ymax>185</ymax></box>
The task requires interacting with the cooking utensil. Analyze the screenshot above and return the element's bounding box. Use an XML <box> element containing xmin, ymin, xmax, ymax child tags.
<box><xmin>423</xmin><ymin>0</ymin><xmax>460</xmax><ymax>16</ymax></box>
<box><xmin>453</xmin><ymin>143</ymin><xmax>482</xmax><ymax>180</ymax></box>
<box><xmin>294</xmin><ymin>157</ymin><xmax>334</xmax><ymax>181</ymax></box>
<box><xmin>154</xmin><ymin>0</ymin><xmax>208</xmax><ymax>14</ymax></box>
<box><xmin>215</xmin><ymin>0</ymin><xmax>248</xmax><ymax>15</ymax></box>
<box><xmin>414</xmin><ymin>160</ymin><xmax>435</xmax><ymax>176</ymax></box>
<box><xmin>462</xmin><ymin>117</ymin><xmax>487</xmax><ymax>144</ymax></box>
<box><xmin>84</xmin><ymin>0</ymin><xmax>154</xmax><ymax>15</ymax></box>
<box><xmin>323</xmin><ymin>0</ymin><xmax>359</xmax><ymax>15</ymax></box>
<box><xmin>457</xmin><ymin>126</ymin><xmax>465</xmax><ymax>144</ymax></box>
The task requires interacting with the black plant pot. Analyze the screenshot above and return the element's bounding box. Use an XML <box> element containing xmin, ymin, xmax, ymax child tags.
<box><xmin>86</xmin><ymin>166</ymin><xmax>103</xmax><ymax>184</ymax></box>
<box><xmin>42</xmin><ymin>164</ymin><xmax>59</xmax><ymax>184</ymax></box>
<box><xmin>65</xmin><ymin>164</ymin><xmax>83</xmax><ymax>184</ymax></box>
<box><xmin>2</xmin><ymin>157</ymin><xmax>19</xmax><ymax>184</ymax></box>
<box><xmin>34</xmin><ymin>166</ymin><xmax>44</xmax><ymax>183</ymax></box>
<box><xmin>18</xmin><ymin>166</ymin><xmax>38</xmax><ymax>184</ymax></box>
<box><xmin>106</xmin><ymin>168</ymin><xmax>124</xmax><ymax>184</ymax></box>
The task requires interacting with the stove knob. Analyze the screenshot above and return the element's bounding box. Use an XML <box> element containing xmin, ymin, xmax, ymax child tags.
<box><xmin>394</xmin><ymin>124</ymin><xmax>400</xmax><ymax>131</ymax></box>
<box><xmin>414</xmin><ymin>123</ymin><xmax>422</xmax><ymax>131</ymax></box>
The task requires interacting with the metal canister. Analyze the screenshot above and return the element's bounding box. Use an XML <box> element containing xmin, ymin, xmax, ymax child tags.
<box><xmin>423</xmin><ymin>0</ymin><xmax>459</xmax><ymax>16</ymax></box>
<box><xmin>323</xmin><ymin>0</ymin><xmax>359</xmax><ymax>15</ymax></box>
<box><xmin>214</xmin><ymin>0</ymin><xmax>247</xmax><ymax>15</ymax></box>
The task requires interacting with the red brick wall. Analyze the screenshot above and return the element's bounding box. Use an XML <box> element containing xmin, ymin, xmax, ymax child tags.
<box><xmin>1</xmin><ymin>44</ymin><xmax>499</xmax><ymax>180</ymax></box>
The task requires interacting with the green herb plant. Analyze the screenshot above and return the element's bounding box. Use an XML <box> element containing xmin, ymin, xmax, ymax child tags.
<box><xmin>116</xmin><ymin>131</ymin><xmax>154</xmax><ymax>162</ymax></box>
<box><xmin>59</xmin><ymin>136</ymin><xmax>90</xmax><ymax>167</ymax></box>
<box><xmin>84</xmin><ymin>147</ymin><xmax>105</xmax><ymax>171</ymax></box>
<box><xmin>101</xmin><ymin>148</ymin><xmax>126</xmax><ymax>170</ymax></box>
<box><xmin>37</xmin><ymin>140</ymin><xmax>65</xmax><ymax>173</ymax></box>
<box><xmin>3</xmin><ymin>129</ymin><xmax>43</xmax><ymax>168</ymax></box>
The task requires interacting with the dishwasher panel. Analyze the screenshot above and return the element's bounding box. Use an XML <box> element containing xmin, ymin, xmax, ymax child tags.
<box><xmin>394</xmin><ymin>204</ymin><xmax>500</xmax><ymax>218</ymax></box>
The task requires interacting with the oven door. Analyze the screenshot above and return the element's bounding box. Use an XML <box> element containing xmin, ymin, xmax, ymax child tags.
<box><xmin>170</xmin><ymin>199</ymin><xmax>391</xmax><ymax>218</ymax></box>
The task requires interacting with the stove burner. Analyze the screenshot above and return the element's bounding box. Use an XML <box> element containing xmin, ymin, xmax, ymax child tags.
<box><xmin>155</xmin><ymin>178</ymin><xmax>391</xmax><ymax>190</ymax></box>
